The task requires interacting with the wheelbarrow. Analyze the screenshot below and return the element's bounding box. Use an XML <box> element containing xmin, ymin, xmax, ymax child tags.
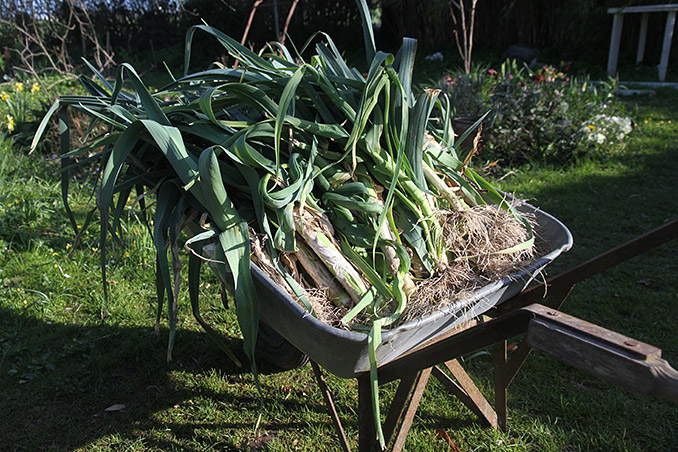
<box><xmin>249</xmin><ymin>206</ymin><xmax>678</xmax><ymax>452</ymax></box>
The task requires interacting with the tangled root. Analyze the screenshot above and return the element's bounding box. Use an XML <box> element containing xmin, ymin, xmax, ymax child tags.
<box><xmin>402</xmin><ymin>204</ymin><xmax>536</xmax><ymax>323</ymax></box>
<box><xmin>251</xmin><ymin>204</ymin><xmax>537</xmax><ymax>329</ymax></box>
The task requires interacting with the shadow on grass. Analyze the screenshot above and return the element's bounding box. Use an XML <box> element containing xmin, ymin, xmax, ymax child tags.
<box><xmin>0</xmin><ymin>307</ymin><xmax>340</xmax><ymax>452</ymax></box>
<box><xmin>1</xmin><ymin>97</ymin><xmax>676</xmax><ymax>450</ymax></box>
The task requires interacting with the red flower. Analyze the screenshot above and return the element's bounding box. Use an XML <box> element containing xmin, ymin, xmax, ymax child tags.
<box><xmin>531</xmin><ymin>73</ymin><xmax>544</xmax><ymax>83</ymax></box>
<box><xmin>487</xmin><ymin>69</ymin><xmax>498</xmax><ymax>77</ymax></box>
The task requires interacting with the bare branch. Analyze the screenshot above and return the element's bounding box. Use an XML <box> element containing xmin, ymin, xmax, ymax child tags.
<box><xmin>448</xmin><ymin>0</ymin><xmax>478</xmax><ymax>74</ymax></box>
<box><xmin>241</xmin><ymin>0</ymin><xmax>266</xmax><ymax>46</ymax></box>
<box><xmin>279</xmin><ymin>0</ymin><xmax>300</xmax><ymax>46</ymax></box>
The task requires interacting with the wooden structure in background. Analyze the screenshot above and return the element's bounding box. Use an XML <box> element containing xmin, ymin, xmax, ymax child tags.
<box><xmin>607</xmin><ymin>4</ymin><xmax>677</xmax><ymax>81</ymax></box>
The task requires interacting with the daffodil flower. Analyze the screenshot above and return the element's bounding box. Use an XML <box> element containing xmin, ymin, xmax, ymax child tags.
<box><xmin>31</xmin><ymin>83</ymin><xmax>40</xmax><ymax>93</ymax></box>
<box><xmin>15</xmin><ymin>82</ymin><xmax>23</xmax><ymax>92</ymax></box>
<box><xmin>1</xmin><ymin>93</ymin><xmax>8</xmax><ymax>101</ymax></box>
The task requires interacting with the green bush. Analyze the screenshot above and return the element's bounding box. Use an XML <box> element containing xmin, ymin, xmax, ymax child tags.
<box><xmin>436</xmin><ymin>61</ymin><xmax>633</xmax><ymax>165</ymax></box>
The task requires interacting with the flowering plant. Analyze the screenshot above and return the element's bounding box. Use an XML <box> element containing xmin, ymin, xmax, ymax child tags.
<box><xmin>452</xmin><ymin>60</ymin><xmax>631</xmax><ymax>164</ymax></box>
<box><xmin>1</xmin><ymin>78</ymin><xmax>54</xmax><ymax>147</ymax></box>
<box><xmin>1</xmin><ymin>81</ymin><xmax>41</xmax><ymax>130</ymax></box>
<box><xmin>579</xmin><ymin>114</ymin><xmax>633</xmax><ymax>147</ymax></box>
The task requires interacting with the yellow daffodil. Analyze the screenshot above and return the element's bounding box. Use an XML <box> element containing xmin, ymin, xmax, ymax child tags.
<box><xmin>31</xmin><ymin>83</ymin><xmax>40</xmax><ymax>93</ymax></box>
<box><xmin>15</xmin><ymin>82</ymin><xmax>23</xmax><ymax>92</ymax></box>
<box><xmin>1</xmin><ymin>93</ymin><xmax>8</xmax><ymax>101</ymax></box>
<box><xmin>6</xmin><ymin>115</ymin><xmax>14</xmax><ymax>132</ymax></box>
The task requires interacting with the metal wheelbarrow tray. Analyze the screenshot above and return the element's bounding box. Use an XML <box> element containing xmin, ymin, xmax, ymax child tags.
<box><xmin>248</xmin><ymin>209</ymin><xmax>677</xmax><ymax>452</ymax></box>
<box><xmin>253</xmin><ymin>202</ymin><xmax>573</xmax><ymax>379</ymax></box>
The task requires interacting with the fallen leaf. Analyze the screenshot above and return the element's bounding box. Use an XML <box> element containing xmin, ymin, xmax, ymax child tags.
<box><xmin>637</xmin><ymin>279</ymin><xmax>653</xmax><ymax>286</ymax></box>
<box><xmin>104</xmin><ymin>404</ymin><xmax>126</xmax><ymax>412</ymax></box>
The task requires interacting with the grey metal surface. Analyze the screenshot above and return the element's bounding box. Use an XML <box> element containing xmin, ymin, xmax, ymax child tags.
<box><xmin>255</xmin><ymin>204</ymin><xmax>573</xmax><ymax>379</ymax></box>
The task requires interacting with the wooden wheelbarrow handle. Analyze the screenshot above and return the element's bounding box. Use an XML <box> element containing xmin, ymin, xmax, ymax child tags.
<box><xmin>526</xmin><ymin>304</ymin><xmax>678</xmax><ymax>402</ymax></box>
<box><xmin>378</xmin><ymin>303</ymin><xmax>678</xmax><ymax>403</ymax></box>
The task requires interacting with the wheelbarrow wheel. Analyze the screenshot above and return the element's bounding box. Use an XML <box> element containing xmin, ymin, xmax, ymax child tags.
<box><xmin>255</xmin><ymin>321</ymin><xmax>309</xmax><ymax>370</ymax></box>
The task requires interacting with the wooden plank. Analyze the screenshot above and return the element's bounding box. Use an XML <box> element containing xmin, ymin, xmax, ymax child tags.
<box><xmin>636</xmin><ymin>12</ymin><xmax>649</xmax><ymax>64</ymax></box>
<box><xmin>527</xmin><ymin>318</ymin><xmax>678</xmax><ymax>401</ymax></box>
<box><xmin>609</xmin><ymin>5</ymin><xmax>678</xmax><ymax>14</ymax></box>
<box><xmin>608</xmin><ymin>13</ymin><xmax>625</xmax><ymax>77</ymax></box>
<box><xmin>526</xmin><ymin>304</ymin><xmax>661</xmax><ymax>360</ymax></box>
<box><xmin>659</xmin><ymin>11</ymin><xmax>676</xmax><ymax>81</ymax></box>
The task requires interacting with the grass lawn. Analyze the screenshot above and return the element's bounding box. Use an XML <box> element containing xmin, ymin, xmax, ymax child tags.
<box><xmin>0</xmin><ymin>90</ymin><xmax>676</xmax><ymax>451</ymax></box>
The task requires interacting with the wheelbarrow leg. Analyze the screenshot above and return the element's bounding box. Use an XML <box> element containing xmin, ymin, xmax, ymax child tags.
<box><xmin>358</xmin><ymin>373</ymin><xmax>377</xmax><ymax>452</ymax></box>
<box><xmin>383</xmin><ymin>369</ymin><xmax>431</xmax><ymax>452</ymax></box>
<box><xmin>432</xmin><ymin>360</ymin><xmax>498</xmax><ymax>429</ymax></box>
<box><xmin>493</xmin><ymin>341</ymin><xmax>509</xmax><ymax>431</ymax></box>
<box><xmin>354</xmin><ymin>369</ymin><xmax>432</xmax><ymax>452</ymax></box>
<box><xmin>493</xmin><ymin>285</ymin><xmax>576</xmax><ymax>429</ymax></box>
<box><xmin>311</xmin><ymin>361</ymin><xmax>352</xmax><ymax>452</ymax></box>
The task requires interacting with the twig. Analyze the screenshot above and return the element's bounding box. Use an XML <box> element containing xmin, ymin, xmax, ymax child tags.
<box><xmin>280</xmin><ymin>0</ymin><xmax>300</xmax><ymax>46</ymax></box>
<box><xmin>241</xmin><ymin>0</ymin><xmax>266</xmax><ymax>46</ymax></box>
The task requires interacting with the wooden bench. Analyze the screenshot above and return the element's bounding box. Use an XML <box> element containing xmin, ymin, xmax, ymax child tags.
<box><xmin>607</xmin><ymin>4</ymin><xmax>677</xmax><ymax>81</ymax></box>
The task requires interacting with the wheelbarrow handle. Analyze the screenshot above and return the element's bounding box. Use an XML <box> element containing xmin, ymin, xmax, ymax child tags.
<box><xmin>526</xmin><ymin>304</ymin><xmax>678</xmax><ymax>403</ymax></box>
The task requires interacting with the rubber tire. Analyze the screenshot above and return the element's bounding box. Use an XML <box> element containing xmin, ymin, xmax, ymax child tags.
<box><xmin>255</xmin><ymin>321</ymin><xmax>309</xmax><ymax>370</ymax></box>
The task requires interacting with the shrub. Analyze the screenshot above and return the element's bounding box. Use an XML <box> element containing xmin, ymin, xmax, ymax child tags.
<box><xmin>436</xmin><ymin>61</ymin><xmax>633</xmax><ymax>165</ymax></box>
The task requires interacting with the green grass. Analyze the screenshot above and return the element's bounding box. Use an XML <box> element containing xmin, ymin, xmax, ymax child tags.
<box><xmin>1</xmin><ymin>90</ymin><xmax>677</xmax><ymax>451</ymax></box>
